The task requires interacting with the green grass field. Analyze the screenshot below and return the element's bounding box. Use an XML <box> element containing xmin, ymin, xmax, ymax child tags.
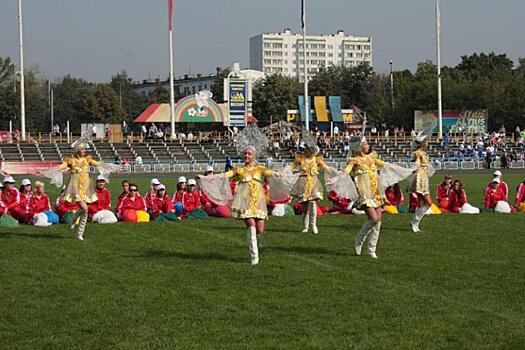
<box><xmin>1</xmin><ymin>171</ymin><xmax>525</xmax><ymax>349</ymax></box>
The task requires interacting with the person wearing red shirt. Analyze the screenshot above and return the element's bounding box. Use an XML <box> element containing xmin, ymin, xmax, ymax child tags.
<box><xmin>144</xmin><ymin>178</ymin><xmax>160</xmax><ymax>216</ymax></box>
<box><xmin>448</xmin><ymin>180</ymin><xmax>468</xmax><ymax>213</ymax></box>
<box><xmin>18</xmin><ymin>178</ymin><xmax>32</xmax><ymax>223</ymax></box>
<box><xmin>89</xmin><ymin>176</ymin><xmax>112</xmax><ymax>220</ymax></box>
<box><xmin>172</xmin><ymin>176</ymin><xmax>186</xmax><ymax>215</ymax></box>
<box><xmin>182</xmin><ymin>179</ymin><xmax>201</xmax><ymax>214</ymax></box>
<box><xmin>485</xmin><ymin>170</ymin><xmax>509</xmax><ymax>201</ymax></box>
<box><xmin>152</xmin><ymin>184</ymin><xmax>179</xmax><ymax>221</ymax></box>
<box><xmin>118</xmin><ymin>183</ymin><xmax>148</xmax><ymax>222</ymax></box>
<box><xmin>198</xmin><ymin>166</ymin><xmax>231</xmax><ymax>218</ymax></box>
<box><xmin>515</xmin><ymin>181</ymin><xmax>525</xmax><ymax>208</ymax></box>
<box><xmin>1</xmin><ymin>176</ymin><xmax>23</xmax><ymax>220</ymax></box>
<box><xmin>27</xmin><ymin>182</ymin><xmax>51</xmax><ymax>215</ymax></box>
<box><xmin>328</xmin><ymin>190</ymin><xmax>352</xmax><ymax>214</ymax></box>
<box><xmin>385</xmin><ymin>184</ymin><xmax>404</xmax><ymax>206</ymax></box>
<box><xmin>0</xmin><ymin>197</ymin><xmax>5</xmax><ymax>216</ymax></box>
<box><xmin>436</xmin><ymin>175</ymin><xmax>453</xmax><ymax>212</ymax></box>
<box><xmin>485</xmin><ymin>178</ymin><xmax>515</xmax><ymax>212</ymax></box>
<box><xmin>408</xmin><ymin>192</ymin><xmax>419</xmax><ymax>213</ymax></box>
<box><xmin>115</xmin><ymin>180</ymin><xmax>130</xmax><ymax>215</ymax></box>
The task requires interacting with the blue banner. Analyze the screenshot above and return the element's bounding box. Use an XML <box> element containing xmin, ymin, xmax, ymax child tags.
<box><xmin>328</xmin><ymin>96</ymin><xmax>343</xmax><ymax>122</ymax></box>
<box><xmin>298</xmin><ymin>96</ymin><xmax>313</xmax><ymax>122</ymax></box>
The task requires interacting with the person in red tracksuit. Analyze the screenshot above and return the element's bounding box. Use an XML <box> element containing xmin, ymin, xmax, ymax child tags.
<box><xmin>55</xmin><ymin>191</ymin><xmax>79</xmax><ymax>219</ymax></box>
<box><xmin>144</xmin><ymin>178</ymin><xmax>160</xmax><ymax>216</ymax></box>
<box><xmin>328</xmin><ymin>190</ymin><xmax>352</xmax><ymax>214</ymax></box>
<box><xmin>89</xmin><ymin>176</ymin><xmax>112</xmax><ymax>220</ymax></box>
<box><xmin>18</xmin><ymin>178</ymin><xmax>33</xmax><ymax>223</ymax></box>
<box><xmin>515</xmin><ymin>181</ymin><xmax>525</xmax><ymax>207</ymax></box>
<box><xmin>448</xmin><ymin>180</ymin><xmax>468</xmax><ymax>213</ymax></box>
<box><xmin>115</xmin><ymin>180</ymin><xmax>130</xmax><ymax>215</ymax></box>
<box><xmin>408</xmin><ymin>192</ymin><xmax>419</xmax><ymax>213</ymax></box>
<box><xmin>117</xmin><ymin>184</ymin><xmax>147</xmax><ymax>222</ymax></box>
<box><xmin>182</xmin><ymin>179</ymin><xmax>201</xmax><ymax>215</ymax></box>
<box><xmin>436</xmin><ymin>175</ymin><xmax>453</xmax><ymax>212</ymax></box>
<box><xmin>199</xmin><ymin>167</ymin><xmax>231</xmax><ymax>218</ymax></box>
<box><xmin>172</xmin><ymin>176</ymin><xmax>187</xmax><ymax>215</ymax></box>
<box><xmin>485</xmin><ymin>170</ymin><xmax>509</xmax><ymax>202</ymax></box>
<box><xmin>0</xmin><ymin>197</ymin><xmax>5</xmax><ymax>216</ymax></box>
<box><xmin>27</xmin><ymin>182</ymin><xmax>52</xmax><ymax>218</ymax></box>
<box><xmin>1</xmin><ymin>176</ymin><xmax>23</xmax><ymax>220</ymax></box>
<box><xmin>484</xmin><ymin>178</ymin><xmax>514</xmax><ymax>212</ymax></box>
<box><xmin>385</xmin><ymin>183</ymin><xmax>404</xmax><ymax>206</ymax></box>
<box><xmin>152</xmin><ymin>184</ymin><xmax>174</xmax><ymax>218</ymax></box>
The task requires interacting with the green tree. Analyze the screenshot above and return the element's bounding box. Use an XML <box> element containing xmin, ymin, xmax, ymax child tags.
<box><xmin>211</xmin><ymin>67</ymin><xmax>230</xmax><ymax>103</ymax></box>
<box><xmin>252</xmin><ymin>74</ymin><xmax>301</xmax><ymax>125</ymax></box>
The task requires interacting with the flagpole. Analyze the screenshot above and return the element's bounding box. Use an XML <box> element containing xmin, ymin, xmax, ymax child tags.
<box><xmin>302</xmin><ymin>0</ymin><xmax>309</xmax><ymax>131</ymax></box>
<box><xmin>168</xmin><ymin>0</ymin><xmax>176</xmax><ymax>139</ymax></box>
<box><xmin>18</xmin><ymin>0</ymin><xmax>26</xmax><ymax>141</ymax></box>
<box><xmin>436</xmin><ymin>0</ymin><xmax>443</xmax><ymax>139</ymax></box>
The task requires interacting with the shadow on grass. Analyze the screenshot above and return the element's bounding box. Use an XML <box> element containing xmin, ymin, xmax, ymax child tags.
<box><xmin>137</xmin><ymin>249</ymin><xmax>246</xmax><ymax>263</ymax></box>
<box><xmin>268</xmin><ymin>245</ymin><xmax>346</xmax><ymax>256</ymax></box>
<box><xmin>0</xmin><ymin>231</ymin><xmax>67</xmax><ymax>240</ymax></box>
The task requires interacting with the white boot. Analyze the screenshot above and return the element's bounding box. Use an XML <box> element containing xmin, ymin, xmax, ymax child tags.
<box><xmin>367</xmin><ymin>221</ymin><xmax>382</xmax><ymax>259</ymax></box>
<box><xmin>355</xmin><ymin>219</ymin><xmax>376</xmax><ymax>256</ymax></box>
<box><xmin>247</xmin><ymin>226</ymin><xmax>259</xmax><ymax>265</ymax></box>
<box><xmin>76</xmin><ymin>212</ymin><xmax>88</xmax><ymax>241</ymax></box>
<box><xmin>411</xmin><ymin>206</ymin><xmax>428</xmax><ymax>233</ymax></box>
<box><xmin>70</xmin><ymin>209</ymin><xmax>83</xmax><ymax>230</ymax></box>
<box><xmin>301</xmin><ymin>208</ymin><xmax>310</xmax><ymax>233</ymax></box>
<box><xmin>309</xmin><ymin>201</ymin><xmax>318</xmax><ymax>234</ymax></box>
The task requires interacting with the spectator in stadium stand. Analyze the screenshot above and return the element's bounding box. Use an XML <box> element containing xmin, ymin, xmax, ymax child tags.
<box><xmin>144</xmin><ymin>178</ymin><xmax>161</xmax><ymax>217</ymax></box>
<box><xmin>172</xmin><ymin>176</ymin><xmax>187</xmax><ymax>215</ymax></box>
<box><xmin>88</xmin><ymin>175</ymin><xmax>117</xmax><ymax>223</ymax></box>
<box><xmin>55</xmin><ymin>188</ymin><xmax>79</xmax><ymax>224</ymax></box>
<box><xmin>115</xmin><ymin>180</ymin><xmax>130</xmax><ymax>217</ymax></box>
<box><xmin>118</xmin><ymin>183</ymin><xmax>149</xmax><ymax>222</ymax></box>
<box><xmin>444</xmin><ymin>130</ymin><xmax>449</xmax><ymax>149</ymax></box>
<box><xmin>436</xmin><ymin>175</ymin><xmax>453</xmax><ymax>212</ymax></box>
<box><xmin>486</xmin><ymin>170</ymin><xmax>509</xmax><ymax>199</ymax></box>
<box><xmin>26</xmin><ymin>181</ymin><xmax>59</xmax><ymax>225</ymax></box>
<box><xmin>141</xmin><ymin>124</ymin><xmax>147</xmax><ymax>135</ymax></box>
<box><xmin>114</xmin><ymin>154</ymin><xmax>121</xmax><ymax>164</ymax></box>
<box><xmin>1</xmin><ymin>176</ymin><xmax>23</xmax><ymax>220</ymax></box>
<box><xmin>333</xmin><ymin>125</ymin><xmax>340</xmax><ymax>136</ymax></box>
<box><xmin>448</xmin><ymin>180</ymin><xmax>468</xmax><ymax>213</ymax></box>
<box><xmin>484</xmin><ymin>177</ymin><xmax>515</xmax><ymax>212</ymax></box>
<box><xmin>135</xmin><ymin>155</ymin><xmax>143</xmax><ymax>165</ymax></box>
<box><xmin>200</xmin><ymin>166</ymin><xmax>231</xmax><ymax>218</ymax></box>
<box><xmin>187</xmin><ymin>132</ymin><xmax>194</xmax><ymax>142</ymax></box>
<box><xmin>501</xmin><ymin>152</ymin><xmax>510</xmax><ymax>169</ymax></box>
<box><xmin>18</xmin><ymin>178</ymin><xmax>33</xmax><ymax>222</ymax></box>
<box><xmin>515</xmin><ymin>180</ymin><xmax>525</xmax><ymax>212</ymax></box>
<box><xmin>225</xmin><ymin>154</ymin><xmax>233</xmax><ymax>172</ymax></box>
<box><xmin>151</xmin><ymin>184</ymin><xmax>179</xmax><ymax>221</ymax></box>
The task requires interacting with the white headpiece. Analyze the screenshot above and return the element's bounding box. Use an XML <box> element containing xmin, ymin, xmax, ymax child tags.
<box><xmin>235</xmin><ymin>124</ymin><xmax>269</xmax><ymax>155</ymax></box>
<box><xmin>412</xmin><ymin>118</ymin><xmax>436</xmax><ymax>150</ymax></box>
<box><xmin>300</xmin><ymin>128</ymin><xmax>319</xmax><ymax>155</ymax></box>
<box><xmin>349</xmin><ymin>117</ymin><xmax>367</xmax><ymax>153</ymax></box>
<box><xmin>71</xmin><ymin>137</ymin><xmax>91</xmax><ymax>151</ymax></box>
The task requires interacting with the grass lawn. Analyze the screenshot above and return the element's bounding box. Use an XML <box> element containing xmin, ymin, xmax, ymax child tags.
<box><xmin>1</xmin><ymin>170</ymin><xmax>524</xmax><ymax>349</ymax></box>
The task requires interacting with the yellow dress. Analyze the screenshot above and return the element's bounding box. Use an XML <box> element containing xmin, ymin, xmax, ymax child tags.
<box><xmin>410</xmin><ymin>149</ymin><xmax>430</xmax><ymax>196</ymax></box>
<box><xmin>59</xmin><ymin>155</ymin><xmax>98</xmax><ymax>203</ymax></box>
<box><xmin>345</xmin><ymin>152</ymin><xmax>388</xmax><ymax>210</ymax></box>
<box><xmin>290</xmin><ymin>154</ymin><xmax>328</xmax><ymax>202</ymax></box>
<box><xmin>226</xmin><ymin>166</ymin><xmax>273</xmax><ymax>220</ymax></box>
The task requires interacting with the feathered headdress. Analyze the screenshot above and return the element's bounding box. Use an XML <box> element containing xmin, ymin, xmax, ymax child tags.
<box><xmin>300</xmin><ymin>128</ymin><xmax>320</xmax><ymax>155</ymax></box>
<box><xmin>235</xmin><ymin>124</ymin><xmax>269</xmax><ymax>155</ymax></box>
<box><xmin>412</xmin><ymin>117</ymin><xmax>437</xmax><ymax>150</ymax></box>
<box><xmin>71</xmin><ymin>137</ymin><xmax>91</xmax><ymax>151</ymax></box>
<box><xmin>349</xmin><ymin>112</ymin><xmax>367</xmax><ymax>153</ymax></box>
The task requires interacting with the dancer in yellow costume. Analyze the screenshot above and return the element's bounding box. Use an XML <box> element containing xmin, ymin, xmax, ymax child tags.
<box><xmin>409</xmin><ymin>120</ymin><xmax>435</xmax><ymax>233</ymax></box>
<box><xmin>199</xmin><ymin>125</ymin><xmax>284</xmax><ymax>266</ymax></box>
<box><xmin>290</xmin><ymin>142</ymin><xmax>328</xmax><ymax>234</ymax></box>
<box><xmin>42</xmin><ymin>138</ymin><xmax>120</xmax><ymax>240</ymax></box>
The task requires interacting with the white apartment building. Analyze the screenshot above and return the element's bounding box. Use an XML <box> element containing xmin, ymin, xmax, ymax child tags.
<box><xmin>250</xmin><ymin>29</ymin><xmax>372</xmax><ymax>81</ymax></box>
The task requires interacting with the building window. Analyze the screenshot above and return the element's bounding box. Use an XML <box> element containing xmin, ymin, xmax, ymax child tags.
<box><xmin>264</xmin><ymin>51</ymin><xmax>272</xmax><ymax>56</ymax></box>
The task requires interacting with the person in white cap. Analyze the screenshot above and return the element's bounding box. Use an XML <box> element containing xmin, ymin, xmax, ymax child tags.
<box><xmin>152</xmin><ymin>184</ymin><xmax>178</xmax><ymax>221</ymax></box>
<box><xmin>180</xmin><ymin>179</ymin><xmax>205</xmax><ymax>218</ymax></box>
<box><xmin>89</xmin><ymin>175</ymin><xmax>117</xmax><ymax>224</ymax></box>
<box><xmin>484</xmin><ymin>177</ymin><xmax>515</xmax><ymax>212</ymax></box>
<box><xmin>1</xmin><ymin>176</ymin><xmax>22</xmax><ymax>220</ymax></box>
<box><xmin>145</xmin><ymin>178</ymin><xmax>161</xmax><ymax>216</ymax></box>
<box><xmin>485</xmin><ymin>170</ymin><xmax>509</xmax><ymax>199</ymax></box>
<box><xmin>172</xmin><ymin>176</ymin><xmax>187</xmax><ymax>215</ymax></box>
<box><xmin>18</xmin><ymin>178</ymin><xmax>33</xmax><ymax>222</ymax></box>
<box><xmin>408</xmin><ymin>120</ymin><xmax>436</xmax><ymax>233</ymax></box>
<box><xmin>40</xmin><ymin>138</ymin><xmax>121</xmax><ymax>240</ymax></box>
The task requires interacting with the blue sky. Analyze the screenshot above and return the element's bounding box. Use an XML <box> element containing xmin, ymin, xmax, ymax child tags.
<box><xmin>0</xmin><ymin>0</ymin><xmax>523</xmax><ymax>82</ymax></box>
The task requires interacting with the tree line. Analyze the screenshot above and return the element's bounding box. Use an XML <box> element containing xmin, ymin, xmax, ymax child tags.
<box><xmin>1</xmin><ymin>52</ymin><xmax>524</xmax><ymax>133</ymax></box>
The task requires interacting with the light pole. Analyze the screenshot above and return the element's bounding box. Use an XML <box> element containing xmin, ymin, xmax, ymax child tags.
<box><xmin>17</xmin><ymin>0</ymin><xmax>26</xmax><ymax>141</ymax></box>
<box><xmin>302</xmin><ymin>0</ymin><xmax>309</xmax><ymax>131</ymax></box>
<box><xmin>389</xmin><ymin>60</ymin><xmax>394</xmax><ymax>114</ymax></box>
<box><xmin>436</xmin><ymin>0</ymin><xmax>443</xmax><ymax>138</ymax></box>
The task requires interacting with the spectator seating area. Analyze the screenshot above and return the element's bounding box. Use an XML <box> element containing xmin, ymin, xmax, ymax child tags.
<box><xmin>1</xmin><ymin>136</ymin><xmax>524</xmax><ymax>172</ymax></box>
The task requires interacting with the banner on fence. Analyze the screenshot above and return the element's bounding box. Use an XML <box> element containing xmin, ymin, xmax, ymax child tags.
<box><xmin>414</xmin><ymin>110</ymin><xmax>488</xmax><ymax>133</ymax></box>
<box><xmin>0</xmin><ymin>161</ymin><xmax>61</xmax><ymax>175</ymax></box>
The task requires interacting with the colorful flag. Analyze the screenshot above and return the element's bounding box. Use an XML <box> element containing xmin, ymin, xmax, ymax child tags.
<box><xmin>168</xmin><ymin>0</ymin><xmax>173</xmax><ymax>31</ymax></box>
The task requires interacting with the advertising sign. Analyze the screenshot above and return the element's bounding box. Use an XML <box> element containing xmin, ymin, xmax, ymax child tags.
<box><xmin>414</xmin><ymin>110</ymin><xmax>488</xmax><ymax>133</ymax></box>
<box><xmin>228</xmin><ymin>80</ymin><xmax>247</xmax><ymax>127</ymax></box>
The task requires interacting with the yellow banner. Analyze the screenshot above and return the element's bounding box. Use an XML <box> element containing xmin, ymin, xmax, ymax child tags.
<box><xmin>314</xmin><ymin>96</ymin><xmax>329</xmax><ymax>122</ymax></box>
